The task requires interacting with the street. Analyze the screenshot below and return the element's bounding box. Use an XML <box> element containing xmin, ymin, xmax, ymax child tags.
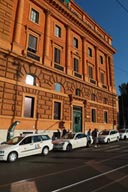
<box><xmin>0</xmin><ymin>140</ymin><xmax>128</xmax><ymax>192</ymax></box>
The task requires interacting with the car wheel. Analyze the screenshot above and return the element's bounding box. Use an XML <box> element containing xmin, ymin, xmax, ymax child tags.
<box><xmin>124</xmin><ymin>136</ymin><xmax>126</xmax><ymax>140</ymax></box>
<box><xmin>87</xmin><ymin>141</ymin><xmax>91</xmax><ymax>148</ymax></box>
<box><xmin>42</xmin><ymin>147</ymin><xmax>49</xmax><ymax>156</ymax></box>
<box><xmin>66</xmin><ymin>144</ymin><xmax>72</xmax><ymax>152</ymax></box>
<box><xmin>7</xmin><ymin>152</ymin><xmax>18</xmax><ymax>162</ymax></box>
<box><xmin>107</xmin><ymin>139</ymin><xmax>110</xmax><ymax>144</ymax></box>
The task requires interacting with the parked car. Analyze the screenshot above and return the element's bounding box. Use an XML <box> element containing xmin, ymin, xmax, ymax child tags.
<box><xmin>0</xmin><ymin>133</ymin><xmax>53</xmax><ymax>162</ymax></box>
<box><xmin>98</xmin><ymin>129</ymin><xmax>120</xmax><ymax>144</ymax></box>
<box><xmin>119</xmin><ymin>129</ymin><xmax>128</xmax><ymax>140</ymax></box>
<box><xmin>53</xmin><ymin>132</ymin><xmax>92</xmax><ymax>151</ymax></box>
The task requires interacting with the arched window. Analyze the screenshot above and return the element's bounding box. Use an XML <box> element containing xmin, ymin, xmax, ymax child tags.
<box><xmin>103</xmin><ymin>97</ymin><xmax>107</xmax><ymax>104</ymax></box>
<box><xmin>76</xmin><ymin>88</ymin><xmax>81</xmax><ymax>96</ymax></box>
<box><xmin>26</xmin><ymin>74</ymin><xmax>35</xmax><ymax>85</ymax></box>
<box><xmin>54</xmin><ymin>83</ymin><xmax>62</xmax><ymax>92</ymax></box>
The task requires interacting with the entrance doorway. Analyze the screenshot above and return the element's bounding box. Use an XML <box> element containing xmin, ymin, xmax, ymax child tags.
<box><xmin>73</xmin><ymin>106</ymin><xmax>82</xmax><ymax>132</ymax></box>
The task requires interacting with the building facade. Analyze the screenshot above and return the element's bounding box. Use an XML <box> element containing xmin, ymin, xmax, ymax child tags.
<box><xmin>0</xmin><ymin>0</ymin><xmax>118</xmax><ymax>141</ymax></box>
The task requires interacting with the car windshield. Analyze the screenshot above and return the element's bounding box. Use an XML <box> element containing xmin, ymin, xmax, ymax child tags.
<box><xmin>119</xmin><ymin>129</ymin><xmax>125</xmax><ymax>133</ymax></box>
<box><xmin>100</xmin><ymin>130</ymin><xmax>109</xmax><ymax>135</ymax></box>
<box><xmin>7</xmin><ymin>136</ymin><xmax>24</xmax><ymax>145</ymax></box>
<box><xmin>63</xmin><ymin>133</ymin><xmax>75</xmax><ymax>139</ymax></box>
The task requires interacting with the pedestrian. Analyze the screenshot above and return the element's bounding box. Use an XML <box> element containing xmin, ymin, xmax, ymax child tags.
<box><xmin>92</xmin><ymin>128</ymin><xmax>98</xmax><ymax>148</ymax></box>
<box><xmin>87</xmin><ymin>129</ymin><xmax>92</xmax><ymax>147</ymax></box>
<box><xmin>87</xmin><ymin>129</ymin><xmax>91</xmax><ymax>137</ymax></box>
<box><xmin>57</xmin><ymin>129</ymin><xmax>61</xmax><ymax>139</ymax></box>
<box><xmin>62</xmin><ymin>127</ymin><xmax>67</xmax><ymax>138</ymax></box>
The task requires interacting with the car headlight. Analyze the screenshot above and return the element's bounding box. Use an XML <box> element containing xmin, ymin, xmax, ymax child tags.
<box><xmin>59</xmin><ymin>142</ymin><xmax>65</xmax><ymax>146</ymax></box>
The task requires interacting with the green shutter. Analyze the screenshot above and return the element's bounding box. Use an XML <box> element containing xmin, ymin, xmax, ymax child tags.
<box><xmin>65</xmin><ymin>0</ymin><xmax>70</xmax><ymax>3</ymax></box>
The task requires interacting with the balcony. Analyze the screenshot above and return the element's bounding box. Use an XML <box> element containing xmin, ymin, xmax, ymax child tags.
<box><xmin>102</xmin><ymin>84</ymin><xmax>107</xmax><ymax>89</ymax></box>
<box><xmin>27</xmin><ymin>51</ymin><xmax>40</xmax><ymax>61</ymax></box>
<box><xmin>54</xmin><ymin>63</ymin><xmax>64</xmax><ymax>71</ymax></box>
<box><xmin>89</xmin><ymin>78</ymin><xmax>97</xmax><ymax>85</ymax></box>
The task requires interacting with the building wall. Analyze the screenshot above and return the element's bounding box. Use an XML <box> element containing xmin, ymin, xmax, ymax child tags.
<box><xmin>0</xmin><ymin>0</ymin><xmax>118</xmax><ymax>141</ymax></box>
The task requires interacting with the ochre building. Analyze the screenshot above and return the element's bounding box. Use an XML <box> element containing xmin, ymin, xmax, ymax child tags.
<box><xmin>0</xmin><ymin>0</ymin><xmax>118</xmax><ymax>140</ymax></box>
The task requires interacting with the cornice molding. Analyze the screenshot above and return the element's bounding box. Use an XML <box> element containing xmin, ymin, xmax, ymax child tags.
<box><xmin>45</xmin><ymin>0</ymin><xmax>116</xmax><ymax>54</ymax></box>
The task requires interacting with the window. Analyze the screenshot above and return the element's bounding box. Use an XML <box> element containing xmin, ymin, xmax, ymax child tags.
<box><xmin>103</xmin><ymin>97</ymin><xmax>107</xmax><ymax>104</ymax></box>
<box><xmin>54</xmin><ymin>48</ymin><xmax>60</xmax><ymax>64</ymax></box>
<box><xmin>88</xmin><ymin>47</ymin><xmax>92</xmax><ymax>57</ymax></box>
<box><xmin>26</xmin><ymin>74</ymin><xmax>35</xmax><ymax>85</ymax></box>
<box><xmin>88</xmin><ymin>66</ymin><xmax>93</xmax><ymax>79</ymax></box>
<box><xmin>41</xmin><ymin>135</ymin><xmax>50</xmax><ymax>141</ymax></box>
<box><xmin>54</xmin><ymin>102</ymin><xmax>61</xmax><ymax>120</ymax></box>
<box><xmin>21</xmin><ymin>137</ymin><xmax>32</xmax><ymax>145</ymax></box>
<box><xmin>30</xmin><ymin>9</ymin><xmax>39</xmax><ymax>24</ymax></box>
<box><xmin>54</xmin><ymin>83</ymin><xmax>61</xmax><ymax>92</ymax></box>
<box><xmin>104</xmin><ymin>111</ymin><xmax>108</xmax><ymax>123</ymax></box>
<box><xmin>73</xmin><ymin>37</ymin><xmax>78</xmax><ymax>48</ymax></box>
<box><xmin>100</xmin><ymin>72</ymin><xmax>104</xmax><ymax>84</ymax></box>
<box><xmin>74</xmin><ymin>58</ymin><xmax>79</xmax><ymax>72</ymax></box>
<box><xmin>27</xmin><ymin>34</ymin><xmax>37</xmax><ymax>53</ymax></box>
<box><xmin>100</xmin><ymin>55</ymin><xmax>103</xmax><ymax>64</ymax></box>
<box><xmin>91</xmin><ymin>94</ymin><xmax>96</xmax><ymax>101</ymax></box>
<box><xmin>76</xmin><ymin>88</ymin><xmax>80</xmax><ymax>96</ymax></box>
<box><xmin>91</xmin><ymin>109</ymin><xmax>96</xmax><ymax>122</ymax></box>
<box><xmin>33</xmin><ymin>136</ymin><xmax>42</xmax><ymax>143</ymax></box>
<box><xmin>55</xmin><ymin>25</ymin><xmax>61</xmax><ymax>37</ymax></box>
<box><xmin>24</xmin><ymin>96</ymin><xmax>34</xmax><ymax>118</ymax></box>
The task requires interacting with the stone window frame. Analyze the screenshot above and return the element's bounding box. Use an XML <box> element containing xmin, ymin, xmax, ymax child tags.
<box><xmin>100</xmin><ymin>55</ymin><xmax>104</xmax><ymax>64</ymax></box>
<box><xmin>26</xmin><ymin>74</ymin><xmax>36</xmax><ymax>86</ymax></box>
<box><xmin>88</xmin><ymin>47</ymin><xmax>92</xmax><ymax>57</ymax></box>
<box><xmin>88</xmin><ymin>64</ymin><xmax>93</xmax><ymax>79</ymax></box>
<box><xmin>91</xmin><ymin>108</ymin><xmax>97</xmax><ymax>123</ymax></box>
<box><xmin>53</xmin><ymin>99</ymin><xmax>63</xmax><ymax>120</ymax></box>
<box><xmin>73</xmin><ymin>37</ymin><xmax>78</xmax><ymax>48</ymax></box>
<box><xmin>104</xmin><ymin>110</ymin><xmax>108</xmax><ymax>123</ymax></box>
<box><xmin>100</xmin><ymin>70</ymin><xmax>105</xmax><ymax>84</ymax></box>
<box><xmin>30</xmin><ymin>8</ymin><xmax>39</xmax><ymax>24</ymax></box>
<box><xmin>55</xmin><ymin>24</ymin><xmax>61</xmax><ymax>38</ymax></box>
<box><xmin>75</xmin><ymin>88</ymin><xmax>81</xmax><ymax>96</ymax></box>
<box><xmin>22</xmin><ymin>93</ymin><xmax>37</xmax><ymax>118</ymax></box>
<box><xmin>73</xmin><ymin>57</ymin><xmax>79</xmax><ymax>72</ymax></box>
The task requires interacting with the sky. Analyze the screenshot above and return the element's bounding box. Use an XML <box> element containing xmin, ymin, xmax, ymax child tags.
<box><xmin>75</xmin><ymin>0</ymin><xmax>128</xmax><ymax>95</ymax></box>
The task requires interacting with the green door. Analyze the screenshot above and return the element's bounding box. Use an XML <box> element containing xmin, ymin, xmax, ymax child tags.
<box><xmin>73</xmin><ymin>106</ymin><xmax>82</xmax><ymax>132</ymax></box>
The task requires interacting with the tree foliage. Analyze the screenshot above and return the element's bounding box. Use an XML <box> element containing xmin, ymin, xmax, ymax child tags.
<box><xmin>119</xmin><ymin>82</ymin><xmax>128</xmax><ymax>128</ymax></box>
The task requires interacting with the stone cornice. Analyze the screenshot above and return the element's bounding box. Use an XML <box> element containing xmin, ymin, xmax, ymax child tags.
<box><xmin>44</xmin><ymin>0</ymin><xmax>116</xmax><ymax>54</ymax></box>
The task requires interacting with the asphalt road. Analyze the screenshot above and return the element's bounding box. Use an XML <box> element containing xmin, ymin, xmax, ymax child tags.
<box><xmin>0</xmin><ymin>140</ymin><xmax>128</xmax><ymax>192</ymax></box>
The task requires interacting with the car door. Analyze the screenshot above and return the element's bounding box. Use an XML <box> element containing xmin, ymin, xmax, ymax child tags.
<box><xmin>32</xmin><ymin>135</ymin><xmax>43</xmax><ymax>154</ymax></box>
<box><xmin>110</xmin><ymin>130</ymin><xmax>116</xmax><ymax>141</ymax></box>
<box><xmin>126</xmin><ymin>130</ymin><xmax>128</xmax><ymax>138</ymax></box>
<box><xmin>74</xmin><ymin>133</ymin><xmax>87</xmax><ymax>148</ymax></box>
<box><xmin>18</xmin><ymin>136</ymin><xmax>34</xmax><ymax>158</ymax></box>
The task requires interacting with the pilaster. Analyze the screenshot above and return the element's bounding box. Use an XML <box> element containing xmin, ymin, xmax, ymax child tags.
<box><xmin>43</xmin><ymin>10</ymin><xmax>51</xmax><ymax>67</ymax></box>
<box><xmin>12</xmin><ymin>0</ymin><xmax>24</xmax><ymax>54</ymax></box>
<box><xmin>66</xmin><ymin>25</ymin><xmax>72</xmax><ymax>75</ymax></box>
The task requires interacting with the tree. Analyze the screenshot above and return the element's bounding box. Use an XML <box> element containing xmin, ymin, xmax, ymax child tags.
<box><xmin>119</xmin><ymin>83</ymin><xmax>128</xmax><ymax>128</ymax></box>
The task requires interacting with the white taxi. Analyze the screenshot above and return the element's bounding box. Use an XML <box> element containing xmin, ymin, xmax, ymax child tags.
<box><xmin>119</xmin><ymin>129</ymin><xmax>128</xmax><ymax>140</ymax></box>
<box><xmin>0</xmin><ymin>134</ymin><xmax>53</xmax><ymax>162</ymax></box>
<box><xmin>53</xmin><ymin>132</ymin><xmax>90</xmax><ymax>151</ymax></box>
<box><xmin>98</xmin><ymin>129</ymin><xmax>120</xmax><ymax>143</ymax></box>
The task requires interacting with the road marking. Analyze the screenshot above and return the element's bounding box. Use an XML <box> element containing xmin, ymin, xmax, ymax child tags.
<box><xmin>51</xmin><ymin>164</ymin><xmax>128</xmax><ymax>192</ymax></box>
<box><xmin>91</xmin><ymin>175</ymin><xmax>128</xmax><ymax>192</ymax></box>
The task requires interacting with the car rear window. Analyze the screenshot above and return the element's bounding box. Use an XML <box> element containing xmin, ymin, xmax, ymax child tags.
<box><xmin>41</xmin><ymin>135</ymin><xmax>50</xmax><ymax>141</ymax></box>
